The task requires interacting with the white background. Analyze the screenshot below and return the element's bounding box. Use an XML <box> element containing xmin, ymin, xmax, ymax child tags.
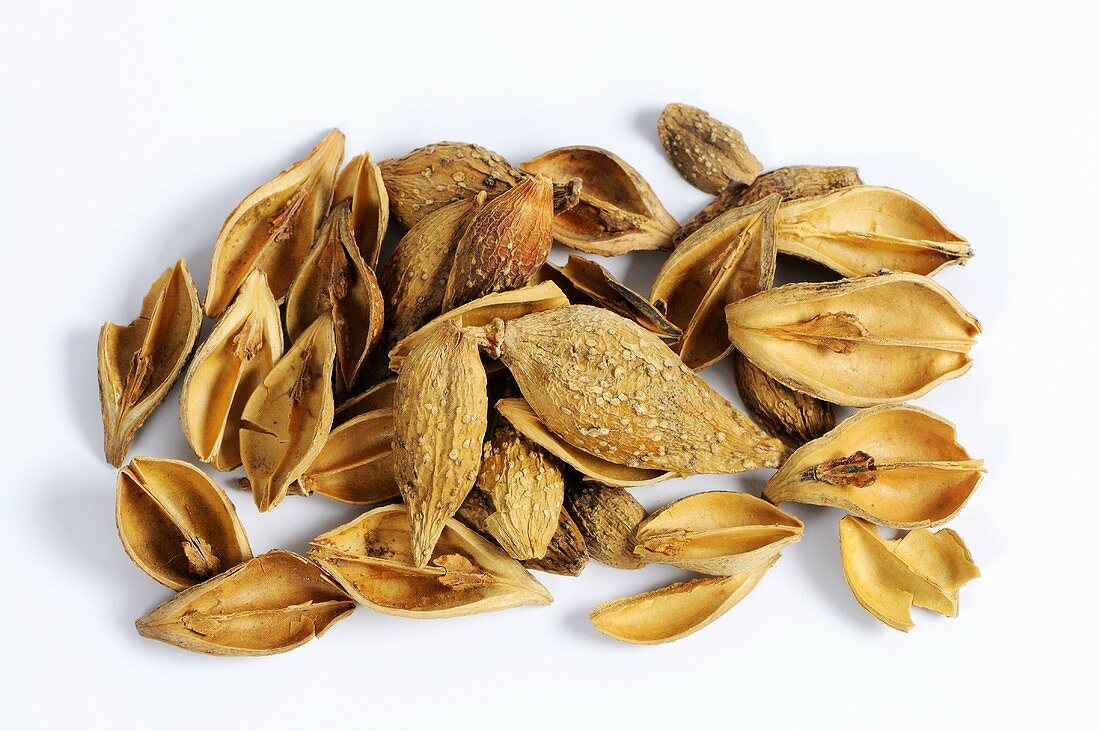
<box><xmin>2</xmin><ymin>1</ymin><xmax>1097</xmax><ymax>727</ymax></box>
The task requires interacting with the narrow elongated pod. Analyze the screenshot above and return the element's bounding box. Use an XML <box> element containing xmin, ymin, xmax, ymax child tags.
<box><xmin>296</xmin><ymin>408</ymin><xmax>399</xmax><ymax>505</ymax></box>
<box><xmin>334</xmin><ymin>151</ymin><xmax>388</xmax><ymax>268</ymax></box>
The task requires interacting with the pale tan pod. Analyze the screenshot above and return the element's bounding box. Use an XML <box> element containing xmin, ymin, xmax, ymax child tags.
<box><xmin>657</xmin><ymin>103</ymin><xmax>762</xmax><ymax>194</ymax></box>
<box><xmin>732</xmin><ymin>351</ymin><xmax>835</xmax><ymax>451</ymax></box>
<box><xmin>136</xmin><ymin>550</ymin><xmax>354</xmax><ymax>656</ymax></box>
<box><xmin>633</xmin><ymin>492</ymin><xmax>802</xmax><ymax>576</ymax></box>
<box><xmin>333</xmin><ymin>379</ymin><xmax>396</xmax><ymax>425</ymax></box>
<box><xmin>116</xmin><ymin>457</ymin><xmax>251</xmax><ymax>590</ymax></box>
<box><xmin>334</xmin><ymin>151</ymin><xmax>389</xmax><ymax>269</ymax></box>
<box><xmin>296</xmin><ymin>408</ymin><xmax>399</xmax><ymax>505</ymax></box>
<box><xmin>590</xmin><ymin>555</ymin><xmax>778</xmax><ymax>645</ymax></box>
<box><xmin>99</xmin><ymin>259</ymin><xmax>201</xmax><ymax>466</ymax></box>
<box><xmin>240</xmin><ymin>312</ymin><xmax>336</xmax><ymax>512</ymax></box>
<box><xmin>309</xmin><ymin>505</ymin><xmax>552</xmax><ymax>618</ymax></box>
<box><xmin>205</xmin><ymin>130</ymin><xmax>344</xmax><ymax>316</ymax></box>
<box><xmin>726</xmin><ymin>272</ymin><xmax>981</xmax><ymax>406</ymax></box>
<box><xmin>651</xmin><ymin>195</ymin><xmax>779</xmax><ymax>370</ymax></box>
<box><xmin>564</xmin><ymin>481</ymin><xmax>646</xmax><ymax>570</ymax></box>
<box><xmin>764</xmin><ymin>404</ymin><xmax>984</xmax><ymax>529</ymax></box>
<box><xmin>180</xmin><ymin>269</ymin><xmax>283</xmax><ymax>470</ymax></box>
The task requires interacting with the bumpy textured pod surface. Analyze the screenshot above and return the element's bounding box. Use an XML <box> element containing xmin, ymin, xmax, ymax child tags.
<box><xmin>136</xmin><ymin>550</ymin><xmax>354</xmax><ymax>656</ymax></box>
<box><xmin>726</xmin><ymin>273</ymin><xmax>981</xmax><ymax>406</ymax></box>
<box><xmin>657</xmin><ymin>103</ymin><xmax>762</xmax><ymax>194</ymax></box>
<box><xmin>839</xmin><ymin>516</ymin><xmax>979</xmax><ymax>631</ymax></box>
<box><xmin>240</xmin><ymin>313</ymin><xmax>336</xmax><ymax>512</ymax></box>
<box><xmin>180</xmin><ymin>270</ymin><xmax>283</xmax><ymax>470</ymax></box>
<box><xmin>296</xmin><ymin>408</ymin><xmax>399</xmax><ymax>505</ymax></box>
<box><xmin>334</xmin><ymin>151</ymin><xmax>388</xmax><ymax>268</ymax></box>
<box><xmin>474</xmin><ymin>306</ymin><xmax>784</xmax><ymax>475</ymax></box>
<box><xmin>334</xmin><ymin>379</ymin><xmax>395</xmax><ymax>425</ymax></box>
<box><xmin>765</xmin><ymin>405</ymin><xmax>984</xmax><ymax>529</ymax></box>
<box><xmin>565</xmin><ymin>481</ymin><xmax>646</xmax><ymax>569</ymax></box>
<box><xmin>393</xmin><ymin>322</ymin><xmax>488</xmax><ymax>567</ymax></box>
<box><xmin>590</xmin><ymin>555</ymin><xmax>778</xmax><ymax>644</ymax></box>
<box><xmin>521</xmin><ymin>146</ymin><xmax>678</xmax><ymax>255</ymax></box>
<box><xmin>99</xmin><ymin>259</ymin><xmax>201</xmax><ymax>466</ymax></box>
<box><xmin>732</xmin><ymin>351</ymin><xmax>834</xmax><ymax>450</ymax></box>
<box><xmin>310</xmin><ymin>505</ymin><xmax>552</xmax><ymax>618</ymax></box>
<box><xmin>117</xmin><ymin>457</ymin><xmax>251</xmax><ymax>590</ymax></box>
<box><xmin>652</xmin><ymin>195</ymin><xmax>779</xmax><ymax>370</ymax></box>
<box><xmin>205</xmin><ymin>130</ymin><xmax>344</xmax><ymax>315</ymax></box>
<box><xmin>775</xmin><ymin>186</ymin><xmax>972</xmax><ymax>277</ymax></box>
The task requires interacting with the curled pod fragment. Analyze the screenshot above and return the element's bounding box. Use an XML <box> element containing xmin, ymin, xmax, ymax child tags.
<box><xmin>764</xmin><ymin>405</ymin><xmax>984</xmax><ymax>529</ymax></box>
<box><xmin>334</xmin><ymin>151</ymin><xmax>388</xmax><ymax>269</ymax></box>
<box><xmin>521</xmin><ymin>146</ymin><xmax>678</xmax><ymax>255</ymax></box>
<box><xmin>732</xmin><ymin>351</ymin><xmax>834</xmax><ymax>450</ymax></box>
<box><xmin>295</xmin><ymin>408</ymin><xmax>399</xmax><ymax>505</ymax></box>
<box><xmin>839</xmin><ymin>516</ymin><xmax>979</xmax><ymax>632</ymax></box>
<box><xmin>99</xmin><ymin>259</ymin><xmax>201</xmax><ymax>466</ymax></box>
<box><xmin>240</xmin><ymin>312</ymin><xmax>337</xmax><ymax>512</ymax></box>
<box><xmin>136</xmin><ymin>550</ymin><xmax>354</xmax><ymax>656</ymax></box>
<box><xmin>633</xmin><ymin>492</ymin><xmax>802</xmax><ymax>576</ymax></box>
<box><xmin>657</xmin><ymin>103</ymin><xmax>762</xmax><ymax>194</ymax></box>
<box><xmin>333</xmin><ymin>378</ymin><xmax>395</xmax><ymax>425</ymax></box>
<box><xmin>470</xmin><ymin>306</ymin><xmax>785</xmax><ymax>475</ymax></box>
<box><xmin>651</xmin><ymin>195</ymin><xmax>779</xmax><ymax>370</ymax></box>
<box><xmin>205</xmin><ymin>129</ymin><xmax>344</xmax><ymax>316</ymax></box>
<box><xmin>564</xmin><ymin>481</ymin><xmax>646</xmax><ymax>570</ymax></box>
<box><xmin>180</xmin><ymin>270</ymin><xmax>283</xmax><ymax>470</ymax></box>
<box><xmin>726</xmin><ymin>272</ymin><xmax>981</xmax><ymax>406</ymax></box>
<box><xmin>775</xmin><ymin>186</ymin><xmax>972</xmax><ymax>277</ymax></box>
<box><xmin>310</xmin><ymin>505</ymin><xmax>552</xmax><ymax>618</ymax></box>
<box><xmin>117</xmin><ymin>457</ymin><xmax>251</xmax><ymax>590</ymax></box>
<box><xmin>590</xmin><ymin>555</ymin><xmax>778</xmax><ymax>645</ymax></box>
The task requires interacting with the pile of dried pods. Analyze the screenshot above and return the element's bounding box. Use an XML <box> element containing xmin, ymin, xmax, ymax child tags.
<box><xmin>100</xmin><ymin>103</ymin><xmax>984</xmax><ymax>654</ymax></box>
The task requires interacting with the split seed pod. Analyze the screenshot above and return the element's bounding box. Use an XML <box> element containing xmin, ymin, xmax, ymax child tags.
<box><xmin>764</xmin><ymin>405</ymin><xmax>984</xmax><ymax>529</ymax></box>
<box><xmin>136</xmin><ymin>550</ymin><xmax>354</xmax><ymax>656</ymax></box>
<box><xmin>310</xmin><ymin>505</ymin><xmax>552</xmax><ymax>618</ymax></box>
<box><xmin>296</xmin><ymin>408</ymin><xmax>399</xmax><ymax>505</ymax></box>
<box><xmin>240</xmin><ymin>312</ymin><xmax>336</xmax><ymax>512</ymax></box>
<box><xmin>726</xmin><ymin>273</ymin><xmax>981</xmax><ymax>406</ymax></box>
<box><xmin>521</xmin><ymin>146</ymin><xmax>678</xmax><ymax>255</ymax></box>
<box><xmin>633</xmin><ymin>492</ymin><xmax>802</xmax><ymax>576</ymax></box>
<box><xmin>334</xmin><ymin>151</ymin><xmax>388</xmax><ymax>268</ymax></box>
<box><xmin>180</xmin><ymin>269</ymin><xmax>283</xmax><ymax>470</ymax></box>
<box><xmin>651</xmin><ymin>195</ymin><xmax>779</xmax><ymax>370</ymax></box>
<box><xmin>564</xmin><ymin>481</ymin><xmax>646</xmax><ymax>569</ymax></box>
<box><xmin>117</xmin><ymin>457</ymin><xmax>251</xmax><ymax>590</ymax></box>
<box><xmin>205</xmin><ymin>129</ymin><xmax>344</xmax><ymax>315</ymax></box>
<box><xmin>333</xmin><ymin>379</ymin><xmax>395</xmax><ymax>425</ymax></box>
<box><xmin>839</xmin><ymin>516</ymin><xmax>979</xmax><ymax>631</ymax></box>
<box><xmin>657</xmin><ymin>103</ymin><xmax>762</xmax><ymax>194</ymax></box>
<box><xmin>732</xmin><ymin>351</ymin><xmax>834</xmax><ymax>450</ymax></box>
<box><xmin>99</xmin><ymin>259</ymin><xmax>201</xmax><ymax>466</ymax></box>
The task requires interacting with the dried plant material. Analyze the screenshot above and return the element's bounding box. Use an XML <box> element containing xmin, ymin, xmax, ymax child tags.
<box><xmin>535</xmin><ymin>256</ymin><xmax>681</xmax><ymax>344</ymax></box>
<box><xmin>286</xmin><ymin>200</ymin><xmax>384</xmax><ymax>391</ymax></box>
<box><xmin>136</xmin><ymin>550</ymin><xmax>353</xmax><ymax>656</ymax></box>
<box><xmin>564</xmin><ymin>481</ymin><xmax>646</xmax><ymax>569</ymax></box>
<box><xmin>310</xmin><ymin>505</ymin><xmax>551</xmax><ymax>618</ymax></box>
<box><xmin>180</xmin><ymin>270</ymin><xmax>283</xmax><ymax>470</ymax></box>
<box><xmin>99</xmin><ymin>259</ymin><xmax>201</xmax><ymax>466</ymax></box>
<box><xmin>240</xmin><ymin>313</ymin><xmax>336</xmax><ymax>512</ymax></box>
<box><xmin>732</xmin><ymin>351</ymin><xmax>834</xmax><ymax>450</ymax></box>
<box><xmin>205</xmin><ymin>130</ymin><xmax>344</xmax><ymax>316</ymax></box>
<box><xmin>839</xmin><ymin>517</ymin><xmax>979</xmax><ymax>631</ymax></box>
<box><xmin>775</xmin><ymin>186</ymin><xmax>972</xmax><ymax>277</ymax></box>
<box><xmin>726</xmin><ymin>273</ymin><xmax>981</xmax><ymax>406</ymax></box>
<box><xmin>521</xmin><ymin>146</ymin><xmax>678</xmax><ymax>255</ymax></box>
<box><xmin>590</xmin><ymin>555</ymin><xmax>778</xmax><ymax>644</ymax></box>
<box><xmin>393</xmin><ymin>322</ymin><xmax>488</xmax><ymax>567</ymax></box>
<box><xmin>295</xmin><ymin>408</ymin><xmax>399</xmax><ymax>505</ymax></box>
<box><xmin>471</xmin><ymin>306</ymin><xmax>785</xmax><ymax>475</ymax></box>
<box><xmin>334</xmin><ymin>151</ymin><xmax>388</xmax><ymax>268</ymax></box>
<box><xmin>116</xmin><ymin>457</ymin><xmax>251</xmax><ymax>590</ymax></box>
<box><xmin>633</xmin><ymin>492</ymin><xmax>801</xmax><ymax>576</ymax></box>
<box><xmin>651</xmin><ymin>195</ymin><xmax>779</xmax><ymax>370</ymax></box>
<box><xmin>657</xmin><ymin>103</ymin><xmax>762</xmax><ymax>194</ymax></box>
<box><xmin>380</xmin><ymin>141</ymin><xmax>519</xmax><ymax>228</ymax></box>
<box><xmin>334</xmin><ymin>379</ymin><xmax>395</xmax><ymax>425</ymax></box>
<box><xmin>764</xmin><ymin>405</ymin><xmax>984</xmax><ymax>529</ymax></box>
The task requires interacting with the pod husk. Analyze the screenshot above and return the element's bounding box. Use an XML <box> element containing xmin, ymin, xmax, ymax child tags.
<box><xmin>333</xmin><ymin>379</ymin><xmax>395</xmax><ymax>425</ymax></box>
<box><xmin>564</xmin><ymin>481</ymin><xmax>646</xmax><ymax>570</ymax></box>
<box><xmin>296</xmin><ymin>408</ymin><xmax>399</xmax><ymax>505</ymax></box>
<box><xmin>334</xmin><ymin>151</ymin><xmax>388</xmax><ymax>268</ymax></box>
<box><xmin>657</xmin><ymin>102</ymin><xmax>762</xmax><ymax>194</ymax></box>
<box><xmin>732</xmin><ymin>351</ymin><xmax>835</xmax><ymax>450</ymax></box>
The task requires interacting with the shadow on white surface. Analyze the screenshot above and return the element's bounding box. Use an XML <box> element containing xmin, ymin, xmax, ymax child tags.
<box><xmin>67</xmin><ymin>328</ymin><xmax>106</xmax><ymax>460</ymax></box>
<box><xmin>632</xmin><ymin>106</ymin><xmax>664</xmax><ymax>156</ymax></box>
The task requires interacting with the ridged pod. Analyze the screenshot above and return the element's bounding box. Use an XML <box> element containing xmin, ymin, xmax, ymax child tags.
<box><xmin>564</xmin><ymin>481</ymin><xmax>646</xmax><ymax>569</ymax></box>
<box><xmin>732</xmin><ymin>351</ymin><xmax>834</xmax><ymax>450</ymax></box>
<box><xmin>657</xmin><ymin>103</ymin><xmax>762</xmax><ymax>194</ymax></box>
<box><xmin>334</xmin><ymin>151</ymin><xmax>388</xmax><ymax>268</ymax></box>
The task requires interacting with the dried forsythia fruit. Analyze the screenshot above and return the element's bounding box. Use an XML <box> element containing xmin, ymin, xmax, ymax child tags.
<box><xmin>564</xmin><ymin>480</ymin><xmax>647</xmax><ymax>570</ymax></box>
<box><xmin>732</xmin><ymin>351</ymin><xmax>834</xmax><ymax>450</ymax></box>
<box><xmin>658</xmin><ymin>102</ymin><xmax>762</xmax><ymax>194</ymax></box>
<box><xmin>333</xmin><ymin>151</ymin><xmax>388</xmax><ymax>269</ymax></box>
<box><xmin>295</xmin><ymin>408</ymin><xmax>399</xmax><ymax>505</ymax></box>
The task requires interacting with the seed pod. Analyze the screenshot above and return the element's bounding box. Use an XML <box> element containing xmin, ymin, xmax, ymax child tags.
<box><xmin>136</xmin><ymin>550</ymin><xmax>354</xmax><ymax>656</ymax></box>
<box><xmin>657</xmin><ymin>103</ymin><xmax>762</xmax><ymax>194</ymax></box>
<box><xmin>839</xmin><ymin>516</ymin><xmax>979</xmax><ymax>632</ymax></box>
<box><xmin>205</xmin><ymin>129</ymin><xmax>344</xmax><ymax>315</ymax></box>
<box><xmin>726</xmin><ymin>273</ymin><xmax>980</xmax><ymax>406</ymax></box>
<box><xmin>471</xmin><ymin>306</ymin><xmax>785</xmax><ymax>475</ymax></box>
<box><xmin>334</xmin><ymin>151</ymin><xmax>388</xmax><ymax>268</ymax></box>
<box><xmin>633</xmin><ymin>492</ymin><xmax>801</xmax><ymax>576</ymax></box>
<box><xmin>732</xmin><ymin>351</ymin><xmax>834</xmax><ymax>450</ymax></box>
<box><xmin>116</xmin><ymin>457</ymin><xmax>251</xmax><ymax>590</ymax></box>
<box><xmin>565</xmin><ymin>481</ymin><xmax>646</xmax><ymax>569</ymax></box>
<box><xmin>334</xmin><ymin>379</ymin><xmax>395</xmax><ymax>425</ymax></box>
<box><xmin>393</xmin><ymin>321</ymin><xmax>488</xmax><ymax>567</ymax></box>
<box><xmin>240</xmin><ymin>312</ymin><xmax>336</xmax><ymax>512</ymax></box>
<box><xmin>652</xmin><ymin>195</ymin><xmax>779</xmax><ymax>370</ymax></box>
<box><xmin>310</xmin><ymin>505</ymin><xmax>552</xmax><ymax>618</ymax></box>
<box><xmin>776</xmin><ymin>187</ymin><xmax>972</xmax><ymax>277</ymax></box>
<box><xmin>764</xmin><ymin>405</ymin><xmax>984</xmax><ymax>529</ymax></box>
<box><xmin>590</xmin><ymin>555</ymin><xmax>778</xmax><ymax>645</ymax></box>
<box><xmin>296</xmin><ymin>408</ymin><xmax>399</xmax><ymax>505</ymax></box>
<box><xmin>99</xmin><ymin>259</ymin><xmax>201</xmax><ymax>466</ymax></box>
<box><xmin>521</xmin><ymin>146</ymin><xmax>678</xmax><ymax>255</ymax></box>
